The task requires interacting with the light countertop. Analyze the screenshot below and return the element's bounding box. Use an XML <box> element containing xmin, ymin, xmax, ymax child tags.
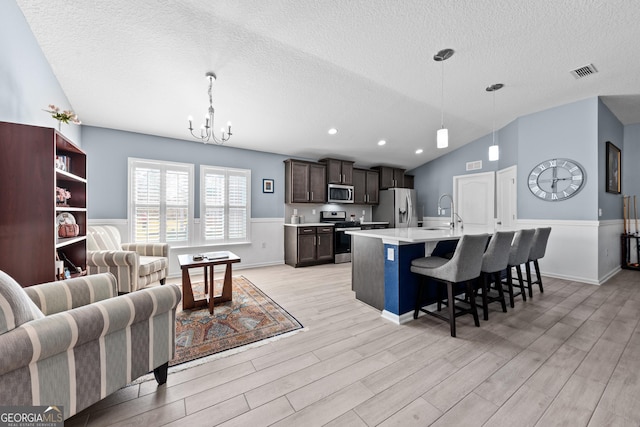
<box><xmin>346</xmin><ymin>225</ymin><xmax>496</xmax><ymax>245</ymax></box>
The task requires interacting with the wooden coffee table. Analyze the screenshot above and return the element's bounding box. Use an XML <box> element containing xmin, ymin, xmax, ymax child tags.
<box><xmin>177</xmin><ymin>251</ymin><xmax>241</xmax><ymax>314</ymax></box>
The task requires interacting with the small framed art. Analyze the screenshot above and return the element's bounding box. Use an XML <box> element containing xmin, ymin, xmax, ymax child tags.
<box><xmin>605</xmin><ymin>141</ymin><xmax>621</xmax><ymax>194</ymax></box>
<box><xmin>263</xmin><ymin>178</ymin><xmax>274</xmax><ymax>193</ymax></box>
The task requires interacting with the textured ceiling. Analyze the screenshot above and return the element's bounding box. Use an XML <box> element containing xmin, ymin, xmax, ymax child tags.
<box><xmin>16</xmin><ymin>0</ymin><xmax>640</xmax><ymax>170</ymax></box>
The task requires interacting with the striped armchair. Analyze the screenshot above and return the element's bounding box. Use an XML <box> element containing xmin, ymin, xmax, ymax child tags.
<box><xmin>87</xmin><ymin>225</ymin><xmax>169</xmax><ymax>293</ymax></box>
<box><xmin>0</xmin><ymin>271</ymin><xmax>181</xmax><ymax>420</ymax></box>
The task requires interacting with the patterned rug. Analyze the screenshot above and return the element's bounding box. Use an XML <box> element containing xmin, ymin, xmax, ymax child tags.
<box><xmin>172</xmin><ymin>276</ymin><xmax>302</xmax><ymax>366</ymax></box>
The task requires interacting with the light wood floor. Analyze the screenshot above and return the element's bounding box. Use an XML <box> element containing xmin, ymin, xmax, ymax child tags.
<box><xmin>67</xmin><ymin>263</ymin><xmax>640</xmax><ymax>426</ymax></box>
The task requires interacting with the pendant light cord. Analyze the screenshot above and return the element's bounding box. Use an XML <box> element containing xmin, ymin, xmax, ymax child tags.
<box><xmin>492</xmin><ymin>89</ymin><xmax>496</xmax><ymax>144</ymax></box>
<box><xmin>440</xmin><ymin>60</ymin><xmax>445</xmax><ymax>128</ymax></box>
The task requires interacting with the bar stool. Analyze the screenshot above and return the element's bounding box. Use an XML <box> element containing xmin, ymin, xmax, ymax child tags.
<box><xmin>477</xmin><ymin>230</ymin><xmax>515</xmax><ymax>320</ymax></box>
<box><xmin>502</xmin><ymin>229</ymin><xmax>535</xmax><ymax>308</ymax></box>
<box><xmin>411</xmin><ymin>234</ymin><xmax>490</xmax><ymax>337</ymax></box>
<box><xmin>525</xmin><ymin>227</ymin><xmax>552</xmax><ymax>297</ymax></box>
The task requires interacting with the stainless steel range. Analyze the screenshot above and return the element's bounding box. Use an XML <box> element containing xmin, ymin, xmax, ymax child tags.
<box><xmin>320</xmin><ymin>211</ymin><xmax>361</xmax><ymax>263</ymax></box>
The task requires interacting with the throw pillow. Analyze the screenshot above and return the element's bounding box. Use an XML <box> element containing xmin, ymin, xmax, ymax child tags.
<box><xmin>0</xmin><ymin>270</ymin><xmax>45</xmax><ymax>335</ymax></box>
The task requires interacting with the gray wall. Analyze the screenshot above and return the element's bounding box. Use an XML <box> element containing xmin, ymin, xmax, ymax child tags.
<box><xmin>409</xmin><ymin>120</ymin><xmax>518</xmax><ymax>217</ymax></box>
<box><xmin>597</xmin><ymin>98</ymin><xmax>624</xmax><ymax>220</ymax></box>
<box><xmin>517</xmin><ymin>98</ymin><xmax>598</xmax><ymax>220</ymax></box>
<box><xmin>0</xmin><ymin>1</ymin><xmax>81</xmax><ymax>145</ymax></box>
<box><xmin>83</xmin><ymin>126</ymin><xmax>288</xmax><ymax>219</ymax></box>
<box><xmin>623</xmin><ymin>123</ymin><xmax>640</xmax><ymax>200</ymax></box>
<box><xmin>410</xmin><ymin>97</ymin><xmax>629</xmax><ymax>222</ymax></box>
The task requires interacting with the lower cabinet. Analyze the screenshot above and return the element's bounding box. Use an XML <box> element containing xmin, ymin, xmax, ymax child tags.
<box><xmin>285</xmin><ymin>226</ymin><xmax>334</xmax><ymax>267</ymax></box>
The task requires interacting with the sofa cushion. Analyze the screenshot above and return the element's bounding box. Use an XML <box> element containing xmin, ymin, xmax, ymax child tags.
<box><xmin>0</xmin><ymin>270</ymin><xmax>45</xmax><ymax>335</ymax></box>
<box><xmin>139</xmin><ymin>256</ymin><xmax>168</xmax><ymax>277</ymax></box>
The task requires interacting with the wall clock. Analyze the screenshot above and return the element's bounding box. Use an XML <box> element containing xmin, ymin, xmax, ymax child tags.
<box><xmin>528</xmin><ymin>158</ymin><xmax>586</xmax><ymax>201</ymax></box>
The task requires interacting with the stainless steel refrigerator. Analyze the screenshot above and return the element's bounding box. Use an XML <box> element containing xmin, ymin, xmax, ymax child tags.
<box><xmin>373</xmin><ymin>188</ymin><xmax>418</xmax><ymax>228</ymax></box>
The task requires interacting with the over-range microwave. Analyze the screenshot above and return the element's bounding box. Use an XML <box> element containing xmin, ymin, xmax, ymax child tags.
<box><xmin>327</xmin><ymin>183</ymin><xmax>354</xmax><ymax>203</ymax></box>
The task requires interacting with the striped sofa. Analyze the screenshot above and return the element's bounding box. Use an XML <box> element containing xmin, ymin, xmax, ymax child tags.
<box><xmin>0</xmin><ymin>270</ymin><xmax>181</xmax><ymax>420</ymax></box>
<box><xmin>87</xmin><ymin>225</ymin><xmax>169</xmax><ymax>293</ymax></box>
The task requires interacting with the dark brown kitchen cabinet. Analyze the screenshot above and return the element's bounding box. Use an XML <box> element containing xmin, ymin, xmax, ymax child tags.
<box><xmin>320</xmin><ymin>158</ymin><xmax>354</xmax><ymax>185</ymax></box>
<box><xmin>374</xmin><ymin>166</ymin><xmax>406</xmax><ymax>189</ymax></box>
<box><xmin>353</xmin><ymin>168</ymin><xmax>379</xmax><ymax>204</ymax></box>
<box><xmin>404</xmin><ymin>174</ymin><xmax>414</xmax><ymax>189</ymax></box>
<box><xmin>285</xmin><ymin>159</ymin><xmax>326</xmax><ymax>203</ymax></box>
<box><xmin>284</xmin><ymin>226</ymin><xmax>334</xmax><ymax>267</ymax></box>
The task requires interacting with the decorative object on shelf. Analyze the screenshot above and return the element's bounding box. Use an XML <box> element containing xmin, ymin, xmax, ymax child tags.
<box><xmin>56</xmin><ymin>187</ymin><xmax>72</xmax><ymax>205</ymax></box>
<box><xmin>43</xmin><ymin>104</ymin><xmax>81</xmax><ymax>131</ymax></box>
<box><xmin>486</xmin><ymin>83</ymin><xmax>504</xmax><ymax>161</ymax></box>
<box><xmin>605</xmin><ymin>141</ymin><xmax>621</xmax><ymax>194</ymax></box>
<box><xmin>187</xmin><ymin>72</ymin><xmax>232</xmax><ymax>145</ymax></box>
<box><xmin>434</xmin><ymin>48</ymin><xmax>454</xmax><ymax>149</ymax></box>
<box><xmin>263</xmin><ymin>178</ymin><xmax>274</xmax><ymax>193</ymax></box>
<box><xmin>57</xmin><ymin>249</ymin><xmax>82</xmax><ymax>274</ymax></box>
<box><xmin>57</xmin><ymin>212</ymin><xmax>79</xmax><ymax>238</ymax></box>
<box><xmin>527</xmin><ymin>158</ymin><xmax>586</xmax><ymax>201</ymax></box>
<box><xmin>55</xmin><ymin>154</ymin><xmax>70</xmax><ymax>172</ymax></box>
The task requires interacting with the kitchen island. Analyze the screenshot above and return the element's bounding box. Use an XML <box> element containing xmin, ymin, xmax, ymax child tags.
<box><xmin>347</xmin><ymin>226</ymin><xmax>494</xmax><ymax>324</ymax></box>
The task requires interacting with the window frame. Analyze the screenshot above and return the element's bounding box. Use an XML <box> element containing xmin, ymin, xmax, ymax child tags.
<box><xmin>200</xmin><ymin>165</ymin><xmax>252</xmax><ymax>244</ymax></box>
<box><xmin>128</xmin><ymin>157</ymin><xmax>194</xmax><ymax>247</ymax></box>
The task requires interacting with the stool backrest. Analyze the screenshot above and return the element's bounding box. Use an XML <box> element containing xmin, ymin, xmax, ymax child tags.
<box><xmin>482</xmin><ymin>230</ymin><xmax>516</xmax><ymax>273</ymax></box>
<box><xmin>529</xmin><ymin>227</ymin><xmax>552</xmax><ymax>261</ymax></box>
<box><xmin>508</xmin><ymin>229</ymin><xmax>535</xmax><ymax>266</ymax></box>
<box><xmin>445</xmin><ymin>234</ymin><xmax>490</xmax><ymax>283</ymax></box>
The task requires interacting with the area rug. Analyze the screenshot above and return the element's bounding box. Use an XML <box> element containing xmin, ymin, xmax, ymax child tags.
<box><xmin>172</xmin><ymin>276</ymin><xmax>302</xmax><ymax>366</ymax></box>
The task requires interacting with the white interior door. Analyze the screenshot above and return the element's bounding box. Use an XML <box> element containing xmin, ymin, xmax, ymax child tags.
<box><xmin>497</xmin><ymin>166</ymin><xmax>517</xmax><ymax>229</ymax></box>
<box><xmin>453</xmin><ymin>171</ymin><xmax>495</xmax><ymax>228</ymax></box>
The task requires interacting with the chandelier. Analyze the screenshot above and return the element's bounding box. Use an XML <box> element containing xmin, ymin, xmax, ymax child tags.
<box><xmin>188</xmin><ymin>72</ymin><xmax>232</xmax><ymax>144</ymax></box>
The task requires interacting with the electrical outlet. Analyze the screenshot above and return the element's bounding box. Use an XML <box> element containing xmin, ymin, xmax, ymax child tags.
<box><xmin>362</xmin><ymin>210</ymin><xmax>365</xmax><ymax>215</ymax></box>
<box><xmin>312</xmin><ymin>209</ymin><xmax>316</xmax><ymax>215</ymax></box>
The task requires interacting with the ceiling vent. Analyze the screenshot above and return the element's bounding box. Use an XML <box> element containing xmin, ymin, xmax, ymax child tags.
<box><xmin>570</xmin><ymin>64</ymin><xmax>597</xmax><ymax>79</ymax></box>
<box><xmin>466</xmin><ymin>160</ymin><xmax>482</xmax><ymax>171</ymax></box>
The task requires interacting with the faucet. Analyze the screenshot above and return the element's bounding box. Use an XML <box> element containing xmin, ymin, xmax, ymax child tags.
<box><xmin>437</xmin><ymin>193</ymin><xmax>462</xmax><ymax>229</ymax></box>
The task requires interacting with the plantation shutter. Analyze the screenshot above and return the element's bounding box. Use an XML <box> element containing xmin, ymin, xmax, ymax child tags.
<box><xmin>129</xmin><ymin>159</ymin><xmax>193</xmax><ymax>245</ymax></box>
<box><xmin>201</xmin><ymin>166</ymin><xmax>251</xmax><ymax>243</ymax></box>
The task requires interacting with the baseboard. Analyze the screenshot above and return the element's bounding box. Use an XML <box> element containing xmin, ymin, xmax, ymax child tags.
<box><xmin>381</xmin><ymin>310</ymin><xmax>414</xmax><ymax>325</ymax></box>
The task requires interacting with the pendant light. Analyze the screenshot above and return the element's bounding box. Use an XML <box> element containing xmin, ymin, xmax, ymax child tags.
<box><xmin>486</xmin><ymin>83</ymin><xmax>503</xmax><ymax>161</ymax></box>
<box><xmin>434</xmin><ymin>48</ymin><xmax>454</xmax><ymax>149</ymax></box>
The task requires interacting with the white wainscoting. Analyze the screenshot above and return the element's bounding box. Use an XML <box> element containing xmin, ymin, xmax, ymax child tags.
<box><xmin>88</xmin><ymin>218</ymin><xmax>285</xmax><ymax>277</ymax></box>
<box><xmin>421</xmin><ymin>217</ymin><xmax>622</xmax><ymax>285</ymax></box>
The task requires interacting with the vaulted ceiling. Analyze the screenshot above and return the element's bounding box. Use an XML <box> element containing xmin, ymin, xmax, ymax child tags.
<box><xmin>16</xmin><ymin>0</ymin><xmax>640</xmax><ymax>169</ymax></box>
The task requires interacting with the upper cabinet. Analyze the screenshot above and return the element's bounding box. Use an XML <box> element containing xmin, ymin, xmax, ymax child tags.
<box><xmin>284</xmin><ymin>159</ymin><xmax>327</xmax><ymax>203</ymax></box>
<box><xmin>320</xmin><ymin>158</ymin><xmax>354</xmax><ymax>185</ymax></box>
<box><xmin>353</xmin><ymin>168</ymin><xmax>379</xmax><ymax>204</ymax></box>
<box><xmin>0</xmin><ymin>121</ymin><xmax>87</xmax><ymax>286</ymax></box>
<box><xmin>374</xmin><ymin>166</ymin><xmax>406</xmax><ymax>189</ymax></box>
<box><xmin>404</xmin><ymin>174</ymin><xmax>414</xmax><ymax>189</ymax></box>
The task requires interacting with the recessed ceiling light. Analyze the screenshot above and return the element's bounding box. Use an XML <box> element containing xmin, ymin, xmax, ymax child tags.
<box><xmin>415</xmin><ymin>149</ymin><xmax>424</xmax><ymax>154</ymax></box>
<box><xmin>378</xmin><ymin>140</ymin><xmax>386</xmax><ymax>146</ymax></box>
<box><xmin>328</xmin><ymin>128</ymin><xmax>338</xmax><ymax>135</ymax></box>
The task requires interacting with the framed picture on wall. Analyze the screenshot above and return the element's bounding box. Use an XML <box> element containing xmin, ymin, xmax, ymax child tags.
<box><xmin>606</xmin><ymin>141</ymin><xmax>621</xmax><ymax>194</ymax></box>
<box><xmin>263</xmin><ymin>179</ymin><xmax>274</xmax><ymax>193</ymax></box>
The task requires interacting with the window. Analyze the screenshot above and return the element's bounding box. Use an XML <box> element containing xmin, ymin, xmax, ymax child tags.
<box><xmin>201</xmin><ymin>166</ymin><xmax>251</xmax><ymax>243</ymax></box>
<box><xmin>128</xmin><ymin>158</ymin><xmax>193</xmax><ymax>245</ymax></box>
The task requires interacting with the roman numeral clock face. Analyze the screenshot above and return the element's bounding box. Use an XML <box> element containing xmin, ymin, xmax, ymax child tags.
<box><xmin>528</xmin><ymin>158</ymin><xmax>586</xmax><ymax>201</ymax></box>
